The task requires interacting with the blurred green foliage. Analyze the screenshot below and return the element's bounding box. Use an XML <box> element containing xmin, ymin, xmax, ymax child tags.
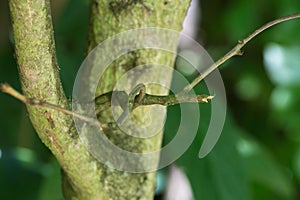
<box><xmin>1</xmin><ymin>0</ymin><xmax>300</xmax><ymax>199</ymax></box>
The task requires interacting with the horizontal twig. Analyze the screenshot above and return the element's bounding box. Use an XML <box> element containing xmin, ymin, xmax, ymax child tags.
<box><xmin>3</xmin><ymin>13</ymin><xmax>300</xmax><ymax>126</ymax></box>
<box><xmin>1</xmin><ymin>83</ymin><xmax>212</xmax><ymax>127</ymax></box>
<box><xmin>0</xmin><ymin>83</ymin><xmax>102</xmax><ymax>130</ymax></box>
<box><xmin>94</xmin><ymin>91</ymin><xmax>213</xmax><ymax>110</ymax></box>
<box><xmin>135</xmin><ymin>93</ymin><xmax>213</xmax><ymax>107</ymax></box>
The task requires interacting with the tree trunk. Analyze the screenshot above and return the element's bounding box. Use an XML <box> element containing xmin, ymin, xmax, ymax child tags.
<box><xmin>9</xmin><ymin>0</ymin><xmax>190</xmax><ymax>199</ymax></box>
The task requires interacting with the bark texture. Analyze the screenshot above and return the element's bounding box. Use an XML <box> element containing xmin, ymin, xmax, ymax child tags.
<box><xmin>86</xmin><ymin>1</ymin><xmax>191</xmax><ymax>199</ymax></box>
<box><xmin>9</xmin><ymin>0</ymin><xmax>190</xmax><ymax>199</ymax></box>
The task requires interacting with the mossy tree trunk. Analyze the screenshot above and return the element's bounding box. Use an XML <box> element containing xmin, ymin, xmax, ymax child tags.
<box><xmin>9</xmin><ymin>0</ymin><xmax>190</xmax><ymax>199</ymax></box>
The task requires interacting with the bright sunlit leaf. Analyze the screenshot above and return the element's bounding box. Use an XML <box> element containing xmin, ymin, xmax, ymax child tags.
<box><xmin>264</xmin><ymin>43</ymin><xmax>300</xmax><ymax>86</ymax></box>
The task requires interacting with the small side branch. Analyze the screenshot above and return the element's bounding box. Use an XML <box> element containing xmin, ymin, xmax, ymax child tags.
<box><xmin>3</xmin><ymin>13</ymin><xmax>300</xmax><ymax>128</ymax></box>
<box><xmin>136</xmin><ymin>93</ymin><xmax>213</xmax><ymax>107</ymax></box>
<box><xmin>0</xmin><ymin>83</ymin><xmax>102</xmax><ymax>130</ymax></box>
<box><xmin>1</xmin><ymin>83</ymin><xmax>212</xmax><ymax>128</ymax></box>
<box><xmin>182</xmin><ymin>13</ymin><xmax>300</xmax><ymax>92</ymax></box>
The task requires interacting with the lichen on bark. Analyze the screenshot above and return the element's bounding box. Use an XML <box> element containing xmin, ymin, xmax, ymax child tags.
<box><xmin>87</xmin><ymin>0</ymin><xmax>191</xmax><ymax>199</ymax></box>
<box><xmin>8</xmin><ymin>0</ymin><xmax>191</xmax><ymax>199</ymax></box>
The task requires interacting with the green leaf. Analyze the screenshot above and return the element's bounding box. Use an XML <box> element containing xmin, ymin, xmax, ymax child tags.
<box><xmin>264</xmin><ymin>44</ymin><xmax>300</xmax><ymax>86</ymax></box>
<box><xmin>237</xmin><ymin>136</ymin><xmax>296</xmax><ymax>199</ymax></box>
<box><xmin>164</xmin><ymin>104</ymin><xmax>250</xmax><ymax>200</ymax></box>
<box><xmin>38</xmin><ymin>159</ymin><xmax>63</xmax><ymax>200</ymax></box>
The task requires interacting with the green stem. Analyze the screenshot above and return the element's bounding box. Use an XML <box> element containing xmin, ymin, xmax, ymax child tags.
<box><xmin>1</xmin><ymin>83</ymin><xmax>212</xmax><ymax>131</ymax></box>
<box><xmin>138</xmin><ymin>93</ymin><xmax>213</xmax><ymax>106</ymax></box>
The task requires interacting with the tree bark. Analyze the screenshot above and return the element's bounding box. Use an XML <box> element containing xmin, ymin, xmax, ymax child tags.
<box><xmin>9</xmin><ymin>0</ymin><xmax>190</xmax><ymax>199</ymax></box>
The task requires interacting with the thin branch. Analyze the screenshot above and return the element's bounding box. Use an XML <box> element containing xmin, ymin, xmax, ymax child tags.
<box><xmin>135</xmin><ymin>93</ymin><xmax>213</xmax><ymax>107</ymax></box>
<box><xmin>182</xmin><ymin>13</ymin><xmax>300</xmax><ymax>93</ymax></box>
<box><xmin>1</xmin><ymin>83</ymin><xmax>212</xmax><ymax>127</ymax></box>
<box><xmin>3</xmin><ymin>13</ymin><xmax>300</xmax><ymax>128</ymax></box>
<box><xmin>94</xmin><ymin>90</ymin><xmax>213</xmax><ymax>112</ymax></box>
<box><xmin>0</xmin><ymin>83</ymin><xmax>102</xmax><ymax>130</ymax></box>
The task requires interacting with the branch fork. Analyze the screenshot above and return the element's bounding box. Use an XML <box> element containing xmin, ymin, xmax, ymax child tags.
<box><xmin>2</xmin><ymin>13</ymin><xmax>300</xmax><ymax>129</ymax></box>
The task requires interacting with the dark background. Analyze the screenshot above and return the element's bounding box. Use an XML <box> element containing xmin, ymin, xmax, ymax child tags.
<box><xmin>1</xmin><ymin>0</ymin><xmax>300</xmax><ymax>199</ymax></box>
